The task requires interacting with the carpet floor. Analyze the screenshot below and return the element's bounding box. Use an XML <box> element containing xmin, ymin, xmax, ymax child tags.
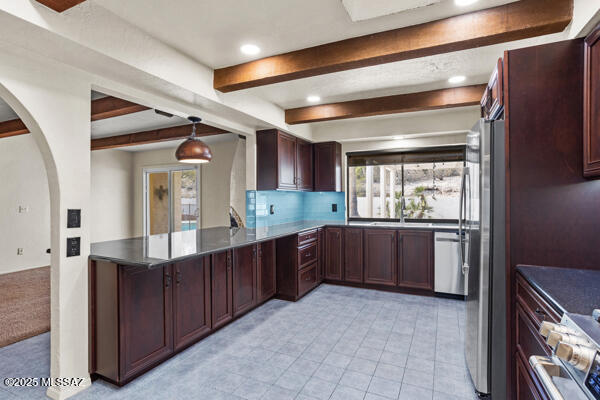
<box><xmin>0</xmin><ymin>266</ymin><xmax>50</xmax><ymax>348</ymax></box>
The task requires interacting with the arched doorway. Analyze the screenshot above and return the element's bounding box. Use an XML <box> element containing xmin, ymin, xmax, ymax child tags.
<box><xmin>0</xmin><ymin>84</ymin><xmax>56</xmax><ymax>399</ymax></box>
<box><xmin>0</xmin><ymin>67</ymin><xmax>92</xmax><ymax>399</ymax></box>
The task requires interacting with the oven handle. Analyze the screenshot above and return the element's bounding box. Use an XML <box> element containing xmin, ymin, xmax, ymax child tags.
<box><xmin>529</xmin><ymin>355</ymin><xmax>565</xmax><ymax>400</ymax></box>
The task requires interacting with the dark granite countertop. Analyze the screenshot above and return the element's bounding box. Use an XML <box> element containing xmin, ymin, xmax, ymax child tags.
<box><xmin>517</xmin><ymin>265</ymin><xmax>600</xmax><ymax>316</ymax></box>
<box><xmin>90</xmin><ymin>220</ymin><xmax>458</xmax><ymax>268</ymax></box>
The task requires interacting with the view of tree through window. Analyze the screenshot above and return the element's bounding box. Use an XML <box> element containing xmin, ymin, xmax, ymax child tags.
<box><xmin>348</xmin><ymin>160</ymin><xmax>463</xmax><ymax>221</ymax></box>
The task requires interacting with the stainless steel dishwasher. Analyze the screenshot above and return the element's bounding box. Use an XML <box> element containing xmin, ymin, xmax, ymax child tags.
<box><xmin>434</xmin><ymin>231</ymin><xmax>465</xmax><ymax>296</ymax></box>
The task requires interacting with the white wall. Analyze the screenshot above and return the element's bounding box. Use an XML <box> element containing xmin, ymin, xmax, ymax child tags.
<box><xmin>90</xmin><ymin>150</ymin><xmax>134</xmax><ymax>242</ymax></box>
<box><xmin>230</xmin><ymin>138</ymin><xmax>247</xmax><ymax>225</ymax></box>
<box><xmin>0</xmin><ymin>134</ymin><xmax>50</xmax><ymax>274</ymax></box>
<box><xmin>132</xmin><ymin>137</ymin><xmax>240</xmax><ymax>235</ymax></box>
<box><xmin>0</xmin><ymin>48</ymin><xmax>92</xmax><ymax>400</ymax></box>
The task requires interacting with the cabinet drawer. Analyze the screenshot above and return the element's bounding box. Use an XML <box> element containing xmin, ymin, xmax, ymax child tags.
<box><xmin>516</xmin><ymin>303</ymin><xmax>551</xmax><ymax>361</ymax></box>
<box><xmin>298</xmin><ymin>242</ymin><xmax>317</xmax><ymax>269</ymax></box>
<box><xmin>516</xmin><ymin>274</ymin><xmax>560</xmax><ymax>328</ymax></box>
<box><xmin>298</xmin><ymin>230</ymin><xmax>317</xmax><ymax>246</ymax></box>
<box><xmin>298</xmin><ymin>263</ymin><xmax>317</xmax><ymax>297</ymax></box>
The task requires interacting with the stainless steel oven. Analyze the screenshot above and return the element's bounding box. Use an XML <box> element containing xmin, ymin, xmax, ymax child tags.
<box><xmin>531</xmin><ymin>311</ymin><xmax>600</xmax><ymax>399</ymax></box>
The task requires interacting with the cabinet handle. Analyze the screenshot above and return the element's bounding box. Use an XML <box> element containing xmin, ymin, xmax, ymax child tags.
<box><xmin>176</xmin><ymin>271</ymin><xmax>182</xmax><ymax>284</ymax></box>
<box><xmin>165</xmin><ymin>273</ymin><xmax>172</xmax><ymax>288</ymax></box>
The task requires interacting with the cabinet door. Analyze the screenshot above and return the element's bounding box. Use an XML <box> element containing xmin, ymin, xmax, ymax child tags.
<box><xmin>398</xmin><ymin>230</ymin><xmax>433</xmax><ymax>290</ymax></box>
<box><xmin>584</xmin><ymin>26</ymin><xmax>600</xmax><ymax>177</ymax></box>
<box><xmin>364</xmin><ymin>229</ymin><xmax>396</xmax><ymax>286</ymax></box>
<box><xmin>314</xmin><ymin>142</ymin><xmax>342</xmax><ymax>191</ymax></box>
<box><xmin>317</xmin><ymin>228</ymin><xmax>324</xmax><ymax>282</ymax></box>
<box><xmin>119</xmin><ymin>265</ymin><xmax>173</xmax><ymax>381</ymax></box>
<box><xmin>211</xmin><ymin>251</ymin><xmax>233</xmax><ymax>329</ymax></box>
<box><xmin>173</xmin><ymin>258</ymin><xmax>211</xmax><ymax>350</ymax></box>
<box><xmin>233</xmin><ymin>244</ymin><xmax>257</xmax><ymax>316</ymax></box>
<box><xmin>277</xmin><ymin>132</ymin><xmax>297</xmax><ymax>189</ymax></box>
<box><xmin>258</xmin><ymin>240</ymin><xmax>276</xmax><ymax>302</ymax></box>
<box><xmin>344</xmin><ymin>228</ymin><xmax>363</xmax><ymax>283</ymax></box>
<box><xmin>325</xmin><ymin>227</ymin><xmax>342</xmax><ymax>280</ymax></box>
<box><xmin>296</xmin><ymin>139</ymin><xmax>313</xmax><ymax>191</ymax></box>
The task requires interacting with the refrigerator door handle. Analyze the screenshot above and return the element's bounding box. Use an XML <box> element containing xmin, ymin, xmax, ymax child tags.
<box><xmin>458</xmin><ymin>167</ymin><xmax>468</xmax><ymax>274</ymax></box>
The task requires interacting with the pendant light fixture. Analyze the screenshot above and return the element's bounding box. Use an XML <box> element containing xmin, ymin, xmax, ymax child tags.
<box><xmin>176</xmin><ymin>116</ymin><xmax>213</xmax><ymax>164</ymax></box>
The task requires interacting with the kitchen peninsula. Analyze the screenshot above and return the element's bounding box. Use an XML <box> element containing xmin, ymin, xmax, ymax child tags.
<box><xmin>89</xmin><ymin>220</ymin><xmax>457</xmax><ymax>385</ymax></box>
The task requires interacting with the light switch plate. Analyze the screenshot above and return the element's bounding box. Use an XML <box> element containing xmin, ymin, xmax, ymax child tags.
<box><xmin>66</xmin><ymin>237</ymin><xmax>80</xmax><ymax>257</ymax></box>
<box><xmin>67</xmin><ymin>209</ymin><xmax>81</xmax><ymax>228</ymax></box>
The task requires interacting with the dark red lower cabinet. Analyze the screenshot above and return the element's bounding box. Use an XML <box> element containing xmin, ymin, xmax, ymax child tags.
<box><xmin>173</xmin><ymin>257</ymin><xmax>211</xmax><ymax>351</ymax></box>
<box><xmin>211</xmin><ymin>251</ymin><xmax>233</xmax><ymax>329</ymax></box>
<box><xmin>233</xmin><ymin>244</ymin><xmax>258</xmax><ymax>317</ymax></box>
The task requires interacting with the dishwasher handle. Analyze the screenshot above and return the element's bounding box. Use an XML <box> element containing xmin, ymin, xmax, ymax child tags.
<box><xmin>436</xmin><ymin>237</ymin><xmax>461</xmax><ymax>243</ymax></box>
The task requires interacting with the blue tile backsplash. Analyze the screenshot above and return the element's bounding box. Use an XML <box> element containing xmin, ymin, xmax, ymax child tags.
<box><xmin>246</xmin><ymin>190</ymin><xmax>345</xmax><ymax>228</ymax></box>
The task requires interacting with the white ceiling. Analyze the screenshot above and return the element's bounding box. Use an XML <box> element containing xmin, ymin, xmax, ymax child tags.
<box><xmin>91</xmin><ymin>109</ymin><xmax>188</xmax><ymax>139</ymax></box>
<box><xmin>94</xmin><ymin>0</ymin><xmax>518</xmax><ymax>69</ymax></box>
<box><xmin>342</xmin><ymin>0</ymin><xmax>443</xmax><ymax>22</ymax></box>
<box><xmin>117</xmin><ymin>132</ymin><xmax>240</xmax><ymax>152</ymax></box>
<box><xmin>91</xmin><ymin>0</ymin><xmax>571</xmax><ymax>120</ymax></box>
<box><xmin>243</xmin><ymin>32</ymin><xmax>566</xmax><ymax>109</ymax></box>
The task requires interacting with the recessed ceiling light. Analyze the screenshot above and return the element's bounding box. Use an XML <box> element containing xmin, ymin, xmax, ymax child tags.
<box><xmin>240</xmin><ymin>44</ymin><xmax>260</xmax><ymax>55</ymax></box>
<box><xmin>307</xmin><ymin>95</ymin><xmax>321</xmax><ymax>103</ymax></box>
<box><xmin>455</xmin><ymin>0</ymin><xmax>478</xmax><ymax>6</ymax></box>
<box><xmin>448</xmin><ymin>75</ymin><xmax>466</xmax><ymax>84</ymax></box>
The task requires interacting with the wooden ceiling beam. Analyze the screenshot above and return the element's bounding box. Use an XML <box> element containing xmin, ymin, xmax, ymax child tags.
<box><xmin>285</xmin><ymin>84</ymin><xmax>486</xmax><ymax>124</ymax></box>
<box><xmin>0</xmin><ymin>119</ymin><xmax>29</xmax><ymax>139</ymax></box>
<box><xmin>90</xmin><ymin>97</ymin><xmax>150</xmax><ymax>121</ymax></box>
<box><xmin>0</xmin><ymin>96</ymin><xmax>149</xmax><ymax>139</ymax></box>
<box><xmin>214</xmin><ymin>0</ymin><xmax>572</xmax><ymax>92</ymax></box>
<box><xmin>91</xmin><ymin>123</ymin><xmax>228</xmax><ymax>151</ymax></box>
<box><xmin>34</xmin><ymin>0</ymin><xmax>87</xmax><ymax>12</ymax></box>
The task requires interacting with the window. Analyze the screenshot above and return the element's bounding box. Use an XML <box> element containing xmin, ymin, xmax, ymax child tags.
<box><xmin>144</xmin><ymin>166</ymin><xmax>200</xmax><ymax>235</ymax></box>
<box><xmin>347</xmin><ymin>147</ymin><xmax>464</xmax><ymax>222</ymax></box>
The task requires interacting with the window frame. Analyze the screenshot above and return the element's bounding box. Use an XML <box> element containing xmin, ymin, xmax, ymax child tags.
<box><xmin>346</xmin><ymin>145</ymin><xmax>466</xmax><ymax>224</ymax></box>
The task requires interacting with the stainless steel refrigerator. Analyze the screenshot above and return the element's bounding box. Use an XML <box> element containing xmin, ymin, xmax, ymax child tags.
<box><xmin>460</xmin><ymin>119</ymin><xmax>506</xmax><ymax>399</ymax></box>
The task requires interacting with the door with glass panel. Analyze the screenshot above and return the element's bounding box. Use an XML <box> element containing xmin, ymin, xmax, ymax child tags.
<box><xmin>144</xmin><ymin>167</ymin><xmax>200</xmax><ymax>235</ymax></box>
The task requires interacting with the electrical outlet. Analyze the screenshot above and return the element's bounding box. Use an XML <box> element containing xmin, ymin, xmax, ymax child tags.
<box><xmin>18</xmin><ymin>206</ymin><xmax>29</xmax><ymax>213</ymax></box>
<box><xmin>270</xmin><ymin>205</ymin><xmax>275</xmax><ymax>215</ymax></box>
<box><xmin>66</xmin><ymin>237</ymin><xmax>80</xmax><ymax>257</ymax></box>
<box><xmin>332</xmin><ymin>203</ymin><xmax>338</xmax><ymax>212</ymax></box>
<box><xmin>17</xmin><ymin>248</ymin><xmax>23</xmax><ymax>255</ymax></box>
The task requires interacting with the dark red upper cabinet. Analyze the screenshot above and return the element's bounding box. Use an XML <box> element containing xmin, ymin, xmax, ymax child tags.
<box><xmin>256</xmin><ymin>129</ymin><xmax>313</xmax><ymax>191</ymax></box>
<box><xmin>173</xmin><ymin>257</ymin><xmax>211</xmax><ymax>350</ymax></box>
<box><xmin>584</xmin><ymin>24</ymin><xmax>600</xmax><ymax>178</ymax></box>
<box><xmin>277</xmin><ymin>132</ymin><xmax>297</xmax><ymax>189</ymax></box>
<box><xmin>481</xmin><ymin>58</ymin><xmax>504</xmax><ymax>120</ymax></box>
<box><xmin>314</xmin><ymin>142</ymin><xmax>342</xmax><ymax>192</ymax></box>
<box><xmin>296</xmin><ymin>138</ymin><xmax>314</xmax><ymax>191</ymax></box>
